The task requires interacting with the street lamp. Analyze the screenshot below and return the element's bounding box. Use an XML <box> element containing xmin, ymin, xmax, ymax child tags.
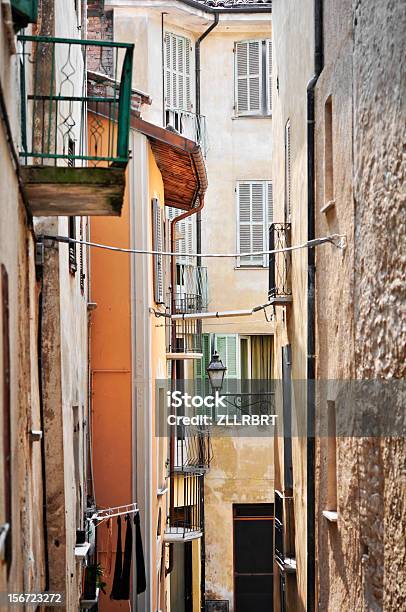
<box><xmin>206</xmin><ymin>351</ymin><xmax>227</xmax><ymax>392</ymax></box>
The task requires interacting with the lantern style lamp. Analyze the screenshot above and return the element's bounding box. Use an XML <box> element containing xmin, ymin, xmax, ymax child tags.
<box><xmin>206</xmin><ymin>351</ymin><xmax>227</xmax><ymax>392</ymax></box>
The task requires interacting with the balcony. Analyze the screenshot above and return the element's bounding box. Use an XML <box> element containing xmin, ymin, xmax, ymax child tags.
<box><xmin>165</xmin><ymin>107</ymin><xmax>208</xmax><ymax>157</ymax></box>
<box><xmin>174</xmin><ymin>426</ymin><xmax>212</xmax><ymax>473</ymax></box>
<box><xmin>18</xmin><ymin>35</ymin><xmax>134</xmax><ymax>216</ymax></box>
<box><xmin>166</xmin><ymin>265</ymin><xmax>207</xmax><ymax>359</ymax></box>
<box><xmin>165</xmin><ymin>473</ymin><xmax>204</xmax><ymax>542</ymax></box>
<box><xmin>268</xmin><ymin>223</ymin><xmax>293</xmax><ymax>305</ymax></box>
<box><xmin>174</xmin><ymin>264</ymin><xmax>209</xmax><ymax>314</ymax></box>
<box><xmin>275</xmin><ymin>490</ymin><xmax>296</xmax><ymax>574</ymax></box>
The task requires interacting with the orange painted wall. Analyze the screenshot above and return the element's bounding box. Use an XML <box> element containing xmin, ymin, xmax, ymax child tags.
<box><xmin>90</xmin><ymin>114</ymin><xmax>132</xmax><ymax>610</ymax></box>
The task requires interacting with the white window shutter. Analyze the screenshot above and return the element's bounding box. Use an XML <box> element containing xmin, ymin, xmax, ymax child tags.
<box><xmin>185</xmin><ymin>42</ymin><xmax>191</xmax><ymax>110</ymax></box>
<box><xmin>266</xmin><ymin>39</ymin><xmax>272</xmax><ymax>114</ymax></box>
<box><xmin>164</xmin><ymin>33</ymin><xmax>172</xmax><ymax>108</ymax></box>
<box><xmin>152</xmin><ymin>199</ymin><xmax>164</xmax><ymax>304</ymax></box>
<box><xmin>235</xmin><ymin>41</ymin><xmax>249</xmax><ymax>114</ymax></box>
<box><xmin>177</xmin><ymin>35</ymin><xmax>184</xmax><ymax>110</ymax></box>
<box><xmin>248</xmin><ymin>41</ymin><xmax>261</xmax><ymax>113</ymax></box>
<box><xmin>238</xmin><ymin>182</ymin><xmax>266</xmax><ymax>266</ymax></box>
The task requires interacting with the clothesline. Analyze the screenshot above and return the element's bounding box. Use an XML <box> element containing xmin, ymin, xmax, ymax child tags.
<box><xmin>89</xmin><ymin>502</ymin><xmax>138</xmax><ymax>526</ymax></box>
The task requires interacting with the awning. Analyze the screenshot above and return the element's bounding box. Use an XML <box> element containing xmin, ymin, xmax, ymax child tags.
<box><xmin>131</xmin><ymin>117</ymin><xmax>208</xmax><ymax>211</ymax></box>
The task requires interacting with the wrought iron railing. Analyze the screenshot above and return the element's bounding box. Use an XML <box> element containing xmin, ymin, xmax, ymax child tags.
<box><xmin>268</xmin><ymin>223</ymin><xmax>292</xmax><ymax>301</ymax></box>
<box><xmin>165</xmin><ymin>107</ymin><xmax>208</xmax><ymax>156</ymax></box>
<box><xmin>275</xmin><ymin>490</ymin><xmax>295</xmax><ymax>572</ymax></box>
<box><xmin>18</xmin><ymin>35</ymin><xmax>134</xmax><ymax>167</ymax></box>
<box><xmin>166</xmin><ymin>473</ymin><xmax>204</xmax><ymax>539</ymax></box>
<box><xmin>174</xmin><ymin>264</ymin><xmax>209</xmax><ymax>313</ymax></box>
<box><xmin>166</xmin><ymin>313</ymin><xmax>202</xmax><ymax>355</ymax></box>
<box><xmin>174</xmin><ymin>426</ymin><xmax>212</xmax><ymax>472</ymax></box>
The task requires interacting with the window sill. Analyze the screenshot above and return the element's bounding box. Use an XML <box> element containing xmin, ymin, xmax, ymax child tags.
<box><xmin>232</xmin><ymin>114</ymin><xmax>272</xmax><ymax>120</ymax></box>
<box><xmin>320</xmin><ymin>199</ymin><xmax>335</xmax><ymax>214</ymax></box>
<box><xmin>234</xmin><ymin>266</ymin><xmax>267</xmax><ymax>271</ymax></box>
<box><xmin>322</xmin><ymin>510</ymin><xmax>338</xmax><ymax>523</ymax></box>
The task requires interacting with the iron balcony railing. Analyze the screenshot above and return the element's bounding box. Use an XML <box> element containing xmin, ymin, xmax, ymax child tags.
<box><xmin>18</xmin><ymin>35</ymin><xmax>134</xmax><ymax>167</ymax></box>
<box><xmin>174</xmin><ymin>426</ymin><xmax>212</xmax><ymax>473</ymax></box>
<box><xmin>166</xmin><ymin>313</ymin><xmax>203</xmax><ymax>355</ymax></box>
<box><xmin>166</xmin><ymin>473</ymin><xmax>204</xmax><ymax>540</ymax></box>
<box><xmin>165</xmin><ymin>107</ymin><xmax>208</xmax><ymax>157</ymax></box>
<box><xmin>268</xmin><ymin>223</ymin><xmax>292</xmax><ymax>302</ymax></box>
<box><xmin>275</xmin><ymin>490</ymin><xmax>296</xmax><ymax>573</ymax></box>
<box><xmin>174</xmin><ymin>264</ymin><xmax>209</xmax><ymax>314</ymax></box>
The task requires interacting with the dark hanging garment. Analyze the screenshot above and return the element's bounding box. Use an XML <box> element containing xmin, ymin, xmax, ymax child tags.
<box><xmin>110</xmin><ymin>516</ymin><xmax>123</xmax><ymax>600</ymax></box>
<box><xmin>134</xmin><ymin>512</ymin><xmax>147</xmax><ymax>594</ymax></box>
<box><xmin>119</xmin><ymin>515</ymin><xmax>133</xmax><ymax>600</ymax></box>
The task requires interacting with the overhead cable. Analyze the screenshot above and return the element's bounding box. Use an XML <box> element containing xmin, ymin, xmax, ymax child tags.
<box><xmin>38</xmin><ymin>233</ymin><xmax>346</xmax><ymax>258</ymax></box>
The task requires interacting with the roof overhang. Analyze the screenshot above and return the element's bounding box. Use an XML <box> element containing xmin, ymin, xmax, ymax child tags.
<box><xmin>131</xmin><ymin>117</ymin><xmax>208</xmax><ymax>211</ymax></box>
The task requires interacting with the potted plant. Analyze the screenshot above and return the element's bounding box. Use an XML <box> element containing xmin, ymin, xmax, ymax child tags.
<box><xmin>81</xmin><ymin>563</ymin><xmax>106</xmax><ymax>608</ymax></box>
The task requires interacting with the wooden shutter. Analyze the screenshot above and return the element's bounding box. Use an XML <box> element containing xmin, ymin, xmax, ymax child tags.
<box><xmin>164</xmin><ymin>32</ymin><xmax>191</xmax><ymax>111</ymax></box>
<box><xmin>152</xmin><ymin>198</ymin><xmax>164</xmax><ymax>304</ymax></box>
<box><xmin>215</xmin><ymin>334</ymin><xmax>239</xmax><ymax>379</ymax></box>
<box><xmin>194</xmin><ymin>333</ymin><xmax>211</xmax><ymax>380</ymax></box>
<box><xmin>235</xmin><ymin>40</ymin><xmax>262</xmax><ymax>115</ymax></box>
<box><xmin>266</xmin><ymin>39</ymin><xmax>272</xmax><ymax>114</ymax></box>
<box><xmin>238</xmin><ymin>182</ymin><xmax>266</xmax><ymax>266</ymax></box>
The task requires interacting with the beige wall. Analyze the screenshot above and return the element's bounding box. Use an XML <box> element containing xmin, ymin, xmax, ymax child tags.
<box><xmin>271</xmin><ymin>0</ymin><xmax>315</xmax><ymax>609</ymax></box>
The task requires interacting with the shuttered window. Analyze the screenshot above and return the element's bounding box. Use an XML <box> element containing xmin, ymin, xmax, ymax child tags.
<box><xmin>167</xmin><ymin>207</ymin><xmax>196</xmax><ymax>265</ymax></box>
<box><xmin>237</xmin><ymin>181</ymin><xmax>273</xmax><ymax>267</ymax></box>
<box><xmin>194</xmin><ymin>333</ymin><xmax>212</xmax><ymax>381</ymax></box>
<box><xmin>285</xmin><ymin>120</ymin><xmax>291</xmax><ymax>222</ymax></box>
<box><xmin>152</xmin><ymin>198</ymin><xmax>165</xmax><ymax>304</ymax></box>
<box><xmin>215</xmin><ymin>334</ymin><xmax>239</xmax><ymax>379</ymax></box>
<box><xmin>235</xmin><ymin>39</ymin><xmax>272</xmax><ymax>116</ymax></box>
<box><xmin>164</xmin><ymin>32</ymin><xmax>192</xmax><ymax>111</ymax></box>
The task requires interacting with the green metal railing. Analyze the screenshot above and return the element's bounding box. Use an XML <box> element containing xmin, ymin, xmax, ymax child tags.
<box><xmin>18</xmin><ymin>35</ymin><xmax>134</xmax><ymax>167</ymax></box>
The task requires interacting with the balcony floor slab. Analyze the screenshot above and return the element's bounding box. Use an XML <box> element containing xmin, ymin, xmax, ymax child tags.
<box><xmin>21</xmin><ymin>166</ymin><xmax>126</xmax><ymax>216</ymax></box>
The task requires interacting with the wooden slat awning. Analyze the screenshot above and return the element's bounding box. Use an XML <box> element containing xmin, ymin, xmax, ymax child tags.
<box><xmin>131</xmin><ymin>117</ymin><xmax>208</xmax><ymax>211</ymax></box>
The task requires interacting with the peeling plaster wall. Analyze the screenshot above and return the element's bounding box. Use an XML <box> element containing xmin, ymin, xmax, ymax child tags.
<box><xmin>204</xmin><ymin>436</ymin><xmax>274</xmax><ymax>609</ymax></box>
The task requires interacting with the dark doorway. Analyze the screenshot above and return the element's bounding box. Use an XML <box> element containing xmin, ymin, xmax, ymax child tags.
<box><xmin>233</xmin><ymin>504</ymin><xmax>274</xmax><ymax>612</ymax></box>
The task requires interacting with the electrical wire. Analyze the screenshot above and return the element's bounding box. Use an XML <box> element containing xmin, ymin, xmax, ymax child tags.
<box><xmin>38</xmin><ymin>233</ymin><xmax>346</xmax><ymax>259</ymax></box>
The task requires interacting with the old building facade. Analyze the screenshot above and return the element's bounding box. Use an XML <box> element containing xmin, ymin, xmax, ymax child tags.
<box><xmin>271</xmin><ymin>0</ymin><xmax>405</xmax><ymax>610</ymax></box>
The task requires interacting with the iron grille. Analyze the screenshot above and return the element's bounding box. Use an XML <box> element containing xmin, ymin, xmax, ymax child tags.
<box><xmin>166</xmin><ymin>473</ymin><xmax>204</xmax><ymax>539</ymax></box>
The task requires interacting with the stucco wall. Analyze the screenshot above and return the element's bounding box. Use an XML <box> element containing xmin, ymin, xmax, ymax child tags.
<box><xmin>271</xmin><ymin>0</ymin><xmax>315</xmax><ymax>608</ymax></box>
<box><xmin>314</xmin><ymin>1</ymin><xmax>406</xmax><ymax>611</ymax></box>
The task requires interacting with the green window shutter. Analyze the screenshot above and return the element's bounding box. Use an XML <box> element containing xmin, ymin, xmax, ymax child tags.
<box><xmin>195</xmin><ymin>333</ymin><xmax>211</xmax><ymax>380</ymax></box>
<box><xmin>11</xmin><ymin>0</ymin><xmax>38</xmax><ymax>30</ymax></box>
<box><xmin>235</xmin><ymin>40</ymin><xmax>262</xmax><ymax>116</ymax></box>
<box><xmin>215</xmin><ymin>334</ymin><xmax>239</xmax><ymax>379</ymax></box>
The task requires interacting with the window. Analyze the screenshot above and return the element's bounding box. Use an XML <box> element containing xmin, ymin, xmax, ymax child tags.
<box><xmin>237</xmin><ymin>181</ymin><xmax>273</xmax><ymax>267</ymax></box>
<box><xmin>215</xmin><ymin>334</ymin><xmax>239</xmax><ymax>379</ymax></box>
<box><xmin>326</xmin><ymin>400</ymin><xmax>337</xmax><ymax>511</ymax></box>
<box><xmin>284</xmin><ymin>119</ymin><xmax>291</xmax><ymax>223</ymax></box>
<box><xmin>11</xmin><ymin>0</ymin><xmax>38</xmax><ymax>31</ymax></box>
<box><xmin>152</xmin><ymin>198</ymin><xmax>165</xmax><ymax>304</ymax></box>
<box><xmin>235</xmin><ymin>39</ymin><xmax>272</xmax><ymax>116</ymax></box>
<box><xmin>164</xmin><ymin>32</ymin><xmax>192</xmax><ymax>112</ymax></box>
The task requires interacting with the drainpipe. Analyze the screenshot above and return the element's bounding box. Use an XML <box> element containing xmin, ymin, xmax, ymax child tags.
<box><xmin>307</xmin><ymin>1</ymin><xmax>324</xmax><ymax>611</ymax></box>
<box><xmin>195</xmin><ymin>17</ymin><xmax>218</xmax><ymax>610</ymax></box>
<box><xmin>195</xmin><ymin>13</ymin><xmax>219</xmax><ymax>268</ymax></box>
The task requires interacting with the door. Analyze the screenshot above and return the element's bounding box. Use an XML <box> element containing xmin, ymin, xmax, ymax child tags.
<box><xmin>233</xmin><ymin>504</ymin><xmax>274</xmax><ymax>611</ymax></box>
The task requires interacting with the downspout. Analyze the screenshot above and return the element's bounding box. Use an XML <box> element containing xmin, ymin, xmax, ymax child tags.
<box><xmin>307</xmin><ymin>1</ymin><xmax>324</xmax><ymax>611</ymax></box>
<box><xmin>195</xmin><ymin>13</ymin><xmax>219</xmax><ymax>268</ymax></box>
<box><xmin>195</xmin><ymin>18</ymin><xmax>217</xmax><ymax>610</ymax></box>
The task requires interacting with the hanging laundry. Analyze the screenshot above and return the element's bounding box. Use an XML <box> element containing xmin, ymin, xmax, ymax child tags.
<box><xmin>119</xmin><ymin>515</ymin><xmax>133</xmax><ymax>599</ymax></box>
<box><xmin>110</xmin><ymin>516</ymin><xmax>123</xmax><ymax>600</ymax></box>
<box><xmin>134</xmin><ymin>512</ymin><xmax>147</xmax><ymax>594</ymax></box>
